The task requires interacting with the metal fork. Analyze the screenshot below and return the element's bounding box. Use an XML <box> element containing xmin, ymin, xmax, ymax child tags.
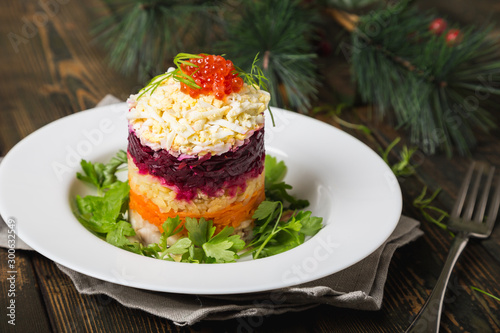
<box><xmin>406</xmin><ymin>161</ymin><xmax>500</xmax><ymax>333</ymax></box>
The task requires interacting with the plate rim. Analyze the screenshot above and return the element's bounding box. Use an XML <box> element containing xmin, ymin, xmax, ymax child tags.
<box><xmin>0</xmin><ymin>104</ymin><xmax>402</xmax><ymax>295</ymax></box>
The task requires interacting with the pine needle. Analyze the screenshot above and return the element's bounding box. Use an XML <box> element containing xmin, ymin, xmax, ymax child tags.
<box><xmin>350</xmin><ymin>2</ymin><xmax>500</xmax><ymax>155</ymax></box>
<box><xmin>217</xmin><ymin>0</ymin><xmax>320</xmax><ymax>113</ymax></box>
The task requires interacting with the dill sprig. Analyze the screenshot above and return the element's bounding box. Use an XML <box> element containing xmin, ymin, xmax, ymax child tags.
<box><xmin>312</xmin><ymin>104</ymin><xmax>372</xmax><ymax>135</ymax></box>
<box><xmin>137</xmin><ymin>53</ymin><xmax>203</xmax><ymax>99</ymax></box>
<box><xmin>137</xmin><ymin>52</ymin><xmax>276</xmax><ymax>125</ymax></box>
<box><xmin>413</xmin><ymin>186</ymin><xmax>452</xmax><ymax>233</ymax></box>
<box><xmin>471</xmin><ymin>286</ymin><xmax>500</xmax><ymax>302</ymax></box>
<box><xmin>236</xmin><ymin>53</ymin><xmax>275</xmax><ymax>126</ymax></box>
<box><xmin>236</xmin><ymin>53</ymin><xmax>269</xmax><ymax>91</ymax></box>
<box><xmin>380</xmin><ymin>137</ymin><xmax>418</xmax><ymax>177</ymax></box>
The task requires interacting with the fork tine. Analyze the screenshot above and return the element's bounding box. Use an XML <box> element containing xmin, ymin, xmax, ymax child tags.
<box><xmin>485</xmin><ymin>176</ymin><xmax>500</xmax><ymax>232</ymax></box>
<box><xmin>451</xmin><ymin>161</ymin><xmax>476</xmax><ymax>219</ymax></box>
<box><xmin>463</xmin><ymin>163</ymin><xmax>485</xmax><ymax>221</ymax></box>
<box><xmin>473</xmin><ymin>165</ymin><xmax>494</xmax><ymax>223</ymax></box>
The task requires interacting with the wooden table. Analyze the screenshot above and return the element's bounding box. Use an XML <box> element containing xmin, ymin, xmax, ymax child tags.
<box><xmin>1</xmin><ymin>1</ymin><xmax>499</xmax><ymax>332</ymax></box>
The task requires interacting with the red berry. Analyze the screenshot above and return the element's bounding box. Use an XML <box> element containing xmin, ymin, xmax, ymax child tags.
<box><xmin>446</xmin><ymin>29</ymin><xmax>462</xmax><ymax>46</ymax></box>
<box><xmin>429</xmin><ymin>18</ymin><xmax>447</xmax><ymax>35</ymax></box>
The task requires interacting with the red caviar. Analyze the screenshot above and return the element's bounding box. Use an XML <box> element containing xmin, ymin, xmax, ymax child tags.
<box><xmin>180</xmin><ymin>54</ymin><xmax>244</xmax><ymax>100</ymax></box>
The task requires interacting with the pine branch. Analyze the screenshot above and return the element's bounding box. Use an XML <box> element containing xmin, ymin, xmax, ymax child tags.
<box><xmin>92</xmin><ymin>0</ymin><xmax>224</xmax><ymax>81</ymax></box>
<box><xmin>349</xmin><ymin>2</ymin><xmax>500</xmax><ymax>156</ymax></box>
<box><xmin>217</xmin><ymin>0</ymin><xmax>320</xmax><ymax>113</ymax></box>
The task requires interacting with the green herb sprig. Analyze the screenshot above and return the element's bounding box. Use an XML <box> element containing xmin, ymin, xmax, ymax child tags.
<box><xmin>413</xmin><ymin>186</ymin><xmax>451</xmax><ymax>234</ymax></box>
<box><xmin>141</xmin><ymin>216</ymin><xmax>245</xmax><ymax>263</ymax></box>
<box><xmin>380</xmin><ymin>137</ymin><xmax>418</xmax><ymax>177</ymax></box>
<box><xmin>137</xmin><ymin>53</ymin><xmax>203</xmax><ymax>99</ymax></box>
<box><xmin>264</xmin><ymin>155</ymin><xmax>309</xmax><ymax>210</ymax></box>
<box><xmin>236</xmin><ymin>53</ymin><xmax>276</xmax><ymax>126</ymax></box>
<box><xmin>236</xmin><ymin>53</ymin><xmax>269</xmax><ymax>91</ymax></box>
<box><xmin>73</xmin><ymin>152</ymin><xmax>323</xmax><ymax>263</ymax></box>
<box><xmin>470</xmin><ymin>286</ymin><xmax>500</xmax><ymax>302</ymax></box>
<box><xmin>246</xmin><ymin>200</ymin><xmax>322</xmax><ymax>259</ymax></box>
<box><xmin>312</xmin><ymin>104</ymin><xmax>372</xmax><ymax>135</ymax></box>
<box><xmin>137</xmin><ymin>52</ymin><xmax>276</xmax><ymax>125</ymax></box>
<box><xmin>76</xmin><ymin>150</ymin><xmax>127</xmax><ymax>195</ymax></box>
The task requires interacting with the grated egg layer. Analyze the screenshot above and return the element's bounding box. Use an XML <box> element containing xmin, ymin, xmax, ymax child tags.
<box><xmin>127</xmin><ymin>74</ymin><xmax>270</xmax><ymax>156</ymax></box>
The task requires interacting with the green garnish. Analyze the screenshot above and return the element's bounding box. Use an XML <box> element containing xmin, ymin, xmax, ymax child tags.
<box><xmin>137</xmin><ymin>53</ymin><xmax>203</xmax><ymax>99</ymax></box>
<box><xmin>236</xmin><ymin>53</ymin><xmax>268</xmax><ymax>92</ymax></box>
<box><xmin>236</xmin><ymin>53</ymin><xmax>275</xmax><ymax>126</ymax></box>
<box><xmin>76</xmin><ymin>150</ymin><xmax>127</xmax><ymax>195</ymax></box>
<box><xmin>244</xmin><ymin>200</ymin><xmax>322</xmax><ymax>259</ymax></box>
<box><xmin>136</xmin><ymin>52</ymin><xmax>276</xmax><ymax>126</ymax></box>
<box><xmin>73</xmin><ymin>152</ymin><xmax>323</xmax><ymax>263</ymax></box>
<box><xmin>139</xmin><ymin>217</ymin><xmax>245</xmax><ymax>263</ymax></box>
<box><xmin>470</xmin><ymin>286</ymin><xmax>500</xmax><ymax>302</ymax></box>
<box><xmin>380</xmin><ymin>137</ymin><xmax>418</xmax><ymax>178</ymax></box>
<box><xmin>264</xmin><ymin>155</ymin><xmax>309</xmax><ymax>210</ymax></box>
<box><xmin>413</xmin><ymin>186</ymin><xmax>451</xmax><ymax>233</ymax></box>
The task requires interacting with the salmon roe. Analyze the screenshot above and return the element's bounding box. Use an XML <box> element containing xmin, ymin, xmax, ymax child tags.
<box><xmin>180</xmin><ymin>54</ymin><xmax>244</xmax><ymax>100</ymax></box>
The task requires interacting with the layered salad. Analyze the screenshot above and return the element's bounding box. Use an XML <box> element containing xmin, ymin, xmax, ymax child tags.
<box><xmin>126</xmin><ymin>54</ymin><xmax>271</xmax><ymax>245</ymax></box>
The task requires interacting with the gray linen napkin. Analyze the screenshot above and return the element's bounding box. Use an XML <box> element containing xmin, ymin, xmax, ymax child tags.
<box><xmin>0</xmin><ymin>96</ymin><xmax>424</xmax><ymax>326</ymax></box>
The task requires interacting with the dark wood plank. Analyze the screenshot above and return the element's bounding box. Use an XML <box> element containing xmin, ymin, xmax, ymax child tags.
<box><xmin>1</xmin><ymin>0</ymin><xmax>500</xmax><ymax>332</ymax></box>
<box><xmin>0</xmin><ymin>249</ymin><xmax>52</xmax><ymax>333</ymax></box>
<box><xmin>0</xmin><ymin>0</ymin><xmax>140</xmax><ymax>156</ymax></box>
<box><xmin>31</xmin><ymin>253</ymin><xmax>187</xmax><ymax>333</ymax></box>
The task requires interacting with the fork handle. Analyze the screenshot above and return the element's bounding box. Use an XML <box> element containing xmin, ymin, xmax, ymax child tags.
<box><xmin>405</xmin><ymin>233</ymin><xmax>469</xmax><ymax>333</ymax></box>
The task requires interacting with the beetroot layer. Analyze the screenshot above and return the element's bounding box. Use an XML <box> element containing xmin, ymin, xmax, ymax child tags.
<box><xmin>127</xmin><ymin>128</ymin><xmax>265</xmax><ymax>200</ymax></box>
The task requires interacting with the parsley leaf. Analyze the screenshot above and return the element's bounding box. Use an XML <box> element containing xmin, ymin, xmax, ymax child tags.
<box><xmin>203</xmin><ymin>241</ymin><xmax>237</xmax><ymax>263</ymax></box>
<box><xmin>164</xmin><ymin>238</ymin><xmax>192</xmax><ymax>255</ymax></box>
<box><xmin>185</xmin><ymin>217</ymin><xmax>215</xmax><ymax>247</ymax></box>
<box><xmin>106</xmin><ymin>220</ymin><xmax>136</xmax><ymax>248</ymax></box>
<box><xmin>73</xmin><ymin>152</ymin><xmax>324</xmax><ymax>263</ymax></box>
<box><xmin>293</xmin><ymin>211</ymin><xmax>323</xmax><ymax>236</ymax></box>
<box><xmin>75</xmin><ymin>181</ymin><xmax>130</xmax><ymax>234</ymax></box>
<box><xmin>264</xmin><ymin>155</ymin><xmax>309</xmax><ymax>210</ymax></box>
<box><xmin>264</xmin><ymin>155</ymin><xmax>287</xmax><ymax>185</ymax></box>
<box><xmin>76</xmin><ymin>150</ymin><xmax>128</xmax><ymax>194</ymax></box>
<box><xmin>249</xmin><ymin>200</ymin><xmax>323</xmax><ymax>259</ymax></box>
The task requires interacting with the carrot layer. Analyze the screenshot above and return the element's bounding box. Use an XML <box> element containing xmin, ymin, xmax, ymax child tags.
<box><xmin>129</xmin><ymin>184</ymin><xmax>265</xmax><ymax>233</ymax></box>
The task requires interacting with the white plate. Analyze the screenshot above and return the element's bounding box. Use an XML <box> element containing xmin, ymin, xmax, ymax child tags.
<box><xmin>0</xmin><ymin>104</ymin><xmax>402</xmax><ymax>295</ymax></box>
